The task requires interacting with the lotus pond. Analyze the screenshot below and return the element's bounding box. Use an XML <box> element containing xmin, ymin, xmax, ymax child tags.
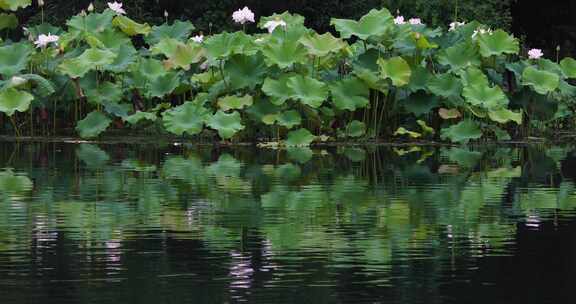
<box><xmin>1</xmin><ymin>141</ymin><xmax>576</xmax><ymax>303</ymax></box>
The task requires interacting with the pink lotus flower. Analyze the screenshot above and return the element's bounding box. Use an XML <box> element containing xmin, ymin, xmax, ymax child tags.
<box><xmin>107</xmin><ymin>2</ymin><xmax>126</xmax><ymax>15</ymax></box>
<box><xmin>232</xmin><ymin>7</ymin><xmax>255</xmax><ymax>25</ymax></box>
<box><xmin>409</xmin><ymin>18</ymin><xmax>422</xmax><ymax>25</ymax></box>
<box><xmin>394</xmin><ymin>16</ymin><xmax>405</xmax><ymax>25</ymax></box>
<box><xmin>34</xmin><ymin>33</ymin><xmax>59</xmax><ymax>48</ymax></box>
<box><xmin>528</xmin><ymin>48</ymin><xmax>543</xmax><ymax>60</ymax></box>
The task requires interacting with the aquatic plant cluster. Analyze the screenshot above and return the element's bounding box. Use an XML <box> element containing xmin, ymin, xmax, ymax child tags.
<box><xmin>1</xmin><ymin>1</ymin><xmax>576</xmax><ymax>144</ymax></box>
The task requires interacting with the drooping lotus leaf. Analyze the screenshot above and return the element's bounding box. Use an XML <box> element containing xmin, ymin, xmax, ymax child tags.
<box><xmin>0</xmin><ymin>88</ymin><xmax>33</xmax><ymax>116</ymax></box>
<box><xmin>330</xmin><ymin>8</ymin><xmax>394</xmax><ymax>40</ymax></box>
<box><xmin>149</xmin><ymin>72</ymin><xmax>180</xmax><ymax>98</ymax></box>
<box><xmin>204</xmin><ymin>31</ymin><xmax>256</xmax><ymax>60</ymax></box>
<box><xmin>92</xmin><ymin>28</ymin><xmax>131</xmax><ymax>49</ymax></box>
<box><xmin>299</xmin><ymin>32</ymin><xmax>346</xmax><ymax>57</ymax></box>
<box><xmin>378</xmin><ymin>56</ymin><xmax>412</xmax><ymax>87</ymax></box>
<box><xmin>477</xmin><ymin>29</ymin><xmax>519</xmax><ymax>57</ymax></box>
<box><xmin>106</xmin><ymin>44</ymin><xmax>137</xmax><ymax>72</ymax></box>
<box><xmin>427</xmin><ymin>73</ymin><xmax>462</xmax><ymax>98</ymax></box>
<box><xmin>286</xmin><ymin>75</ymin><xmax>328</xmax><ymax>108</ymax></box>
<box><xmin>437</xmin><ymin>41</ymin><xmax>481</xmax><ymax>71</ymax></box>
<box><xmin>0</xmin><ymin>42</ymin><xmax>32</xmax><ymax>77</ymax></box>
<box><xmin>124</xmin><ymin>111</ymin><xmax>157</xmax><ymax>125</ymax></box>
<box><xmin>394</xmin><ymin>127</ymin><xmax>422</xmax><ymax>138</ymax></box>
<box><xmin>354</xmin><ymin>66</ymin><xmax>388</xmax><ymax>93</ymax></box>
<box><xmin>151</xmin><ymin>38</ymin><xmax>204</xmax><ymax>70</ymax></box>
<box><xmin>417</xmin><ymin>120</ymin><xmax>435</xmax><ymax>135</ymax></box>
<box><xmin>560</xmin><ymin>57</ymin><xmax>576</xmax><ymax>79</ymax></box>
<box><xmin>438</xmin><ymin>108</ymin><xmax>462</xmax><ymax>119</ymax></box>
<box><xmin>277</xmin><ymin>110</ymin><xmax>302</xmax><ymax>129</ymax></box>
<box><xmin>440</xmin><ymin>120</ymin><xmax>483</xmax><ymax>143</ymax></box>
<box><xmin>0</xmin><ymin>13</ymin><xmax>17</xmax><ymax>30</ymax></box>
<box><xmin>146</xmin><ymin>20</ymin><xmax>195</xmax><ymax>45</ymax></box>
<box><xmin>59</xmin><ymin>48</ymin><xmax>117</xmax><ymax>78</ymax></box>
<box><xmin>103</xmin><ymin>102</ymin><xmax>131</xmax><ymax>118</ymax></box>
<box><xmin>345</xmin><ymin>120</ymin><xmax>366</xmax><ymax>137</ymax></box>
<box><xmin>407</xmin><ymin>66</ymin><xmax>430</xmax><ymax>92</ymax></box>
<box><xmin>538</xmin><ymin>59</ymin><xmax>564</xmax><ymax>77</ymax></box>
<box><xmin>59</xmin><ymin>58</ymin><xmax>91</xmax><ymax>79</ymax></box>
<box><xmin>76</xmin><ymin>111</ymin><xmax>112</xmax><ymax>138</ymax></box>
<box><xmin>8</xmin><ymin>73</ymin><xmax>55</xmax><ymax>97</ymax></box>
<box><xmin>285</xmin><ymin>128</ymin><xmax>315</xmax><ymax>146</ymax></box>
<box><xmin>207</xmin><ymin>111</ymin><xmax>244</xmax><ymax>139</ymax></box>
<box><xmin>462</xmin><ymin>83</ymin><xmax>508</xmax><ymax>109</ymax></box>
<box><xmin>112</xmin><ymin>15</ymin><xmax>151</xmax><ymax>36</ymax></box>
<box><xmin>217</xmin><ymin>95</ymin><xmax>254</xmax><ymax>111</ymax></box>
<box><xmin>262</xmin><ymin>75</ymin><xmax>293</xmax><ymax>105</ymax></box>
<box><xmin>521</xmin><ymin>66</ymin><xmax>560</xmax><ymax>95</ymax></box>
<box><xmin>261</xmin><ymin>34</ymin><xmax>308</xmax><ymax>68</ymax></box>
<box><xmin>330</xmin><ymin>77</ymin><xmax>369</xmax><ymax>111</ymax></box>
<box><xmin>224</xmin><ymin>54</ymin><xmax>267</xmax><ymax>90</ymax></box>
<box><xmin>85</xmin><ymin>81</ymin><xmax>123</xmax><ymax>106</ymax></box>
<box><xmin>0</xmin><ymin>170</ymin><xmax>32</xmax><ymax>197</ymax></box>
<box><xmin>67</xmin><ymin>10</ymin><xmax>115</xmax><ymax>33</ymax></box>
<box><xmin>488</xmin><ymin>108</ymin><xmax>523</xmax><ymax>124</ymax></box>
<box><xmin>0</xmin><ymin>0</ymin><xmax>31</xmax><ymax>11</ymax></box>
<box><xmin>163</xmin><ymin>101</ymin><xmax>210</xmax><ymax>135</ymax></box>
<box><xmin>559</xmin><ymin>80</ymin><xmax>576</xmax><ymax>98</ymax></box>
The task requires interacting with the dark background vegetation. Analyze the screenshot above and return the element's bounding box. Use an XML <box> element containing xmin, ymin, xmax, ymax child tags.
<box><xmin>17</xmin><ymin>0</ymin><xmax>576</xmax><ymax>56</ymax></box>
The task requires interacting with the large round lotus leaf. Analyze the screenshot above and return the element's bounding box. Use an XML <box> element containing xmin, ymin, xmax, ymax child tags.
<box><xmin>0</xmin><ymin>170</ymin><xmax>32</xmax><ymax>197</ymax></box>
<box><xmin>286</xmin><ymin>75</ymin><xmax>328</xmax><ymax>108</ymax></box>
<box><xmin>299</xmin><ymin>32</ymin><xmax>346</xmax><ymax>57</ymax></box>
<box><xmin>262</xmin><ymin>75</ymin><xmax>293</xmax><ymax>105</ymax></box>
<box><xmin>488</xmin><ymin>108</ymin><xmax>523</xmax><ymax>124</ymax></box>
<box><xmin>261</xmin><ymin>35</ymin><xmax>308</xmax><ymax>68</ymax></box>
<box><xmin>92</xmin><ymin>28</ymin><xmax>130</xmax><ymax>49</ymax></box>
<box><xmin>204</xmin><ymin>32</ymin><xmax>256</xmax><ymax>60</ymax></box>
<box><xmin>277</xmin><ymin>110</ymin><xmax>302</xmax><ymax>129</ymax></box>
<box><xmin>59</xmin><ymin>58</ymin><xmax>91</xmax><ymax>79</ymax></box>
<box><xmin>521</xmin><ymin>66</ymin><xmax>560</xmax><ymax>95</ymax></box>
<box><xmin>345</xmin><ymin>120</ymin><xmax>366</xmax><ymax>137</ymax></box>
<box><xmin>245</xmin><ymin>98</ymin><xmax>281</xmax><ymax>123</ymax></box>
<box><xmin>146</xmin><ymin>20</ymin><xmax>195</xmax><ymax>45</ymax></box>
<box><xmin>402</xmin><ymin>91</ymin><xmax>439</xmax><ymax>116</ymax></box>
<box><xmin>378</xmin><ymin>56</ymin><xmax>412</xmax><ymax>87</ymax></box>
<box><xmin>427</xmin><ymin>73</ymin><xmax>462</xmax><ymax>98</ymax></box>
<box><xmin>0</xmin><ymin>0</ymin><xmax>31</xmax><ymax>11</ymax></box>
<box><xmin>462</xmin><ymin>83</ymin><xmax>508</xmax><ymax>109</ymax></box>
<box><xmin>440</xmin><ymin>120</ymin><xmax>483</xmax><ymax>144</ymax></box>
<box><xmin>477</xmin><ymin>29</ymin><xmax>519</xmax><ymax>58</ymax></box>
<box><xmin>330</xmin><ymin>8</ymin><xmax>393</xmax><ymax>40</ymax></box>
<box><xmin>106</xmin><ymin>44</ymin><xmax>137</xmax><ymax>72</ymax></box>
<box><xmin>285</xmin><ymin>128</ymin><xmax>315</xmax><ymax>146</ymax></box>
<box><xmin>0</xmin><ymin>42</ymin><xmax>32</xmax><ymax>77</ymax></box>
<box><xmin>0</xmin><ymin>88</ymin><xmax>33</xmax><ymax>116</ymax></box>
<box><xmin>460</xmin><ymin>67</ymin><xmax>489</xmax><ymax>87</ymax></box>
<box><xmin>163</xmin><ymin>101</ymin><xmax>210</xmax><ymax>135</ymax></box>
<box><xmin>124</xmin><ymin>111</ymin><xmax>157</xmax><ymax>125</ymax></box>
<box><xmin>406</xmin><ymin>66</ymin><xmax>429</xmax><ymax>92</ymax></box>
<box><xmin>354</xmin><ymin>66</ymin><xmax>388</xmax><ymax>93</ymax></box>
<box><xmin>67</xmin><ymin>10</ymin><xmax>115</xmax><ymax>33</ymax></box>
<box><xmin>330</xmin><ymin>77</ymin><xmax>369</xmax><ymax>111</ymax></box>
<box><xmin>112</xmin><ymin>15</ymin><xmax>151</xmax><ymax>36</ymax></box>
<box><xmin>538</xmin><ymin>59</ymin><xmax>564</xmax><ymax>77</ymax></box>
<box><xmin>437</xmin><ymin>41</ymin><xmax>481</xmax><ymax>71</ymax></box>
<box><xmin>148</xmin><ymin>72</ymin><xmax>179</xmax><ymax>98</ymax></box>
<box><xmin>560</xmin><ymin>57</ymin><xmax>576</xmax><ymax>79</ymax></box>
<box><xmin>151</xmin><ymin>38</ymin><xmax>204</xmax><ymax>70</ymax></box>
<box><xmin>207</xmin><ymin>111</ymin><xmax>244</xmax><ymax>139</ymax></box>
<box><xmin>134</xmin><ymin>58</ymin><xmax>167</xmax><ymax>83</ymax></box>
<box><xmin>0</xmin><ymin>13</ymin><xmax>17</xmax><ymax>30</ymax></box>
<box><xmin>224</xmin><ymin>54</ymin><xmax>267</xmax><ymax>90</ymax></box>
<box><xmin>217</xmin><ymin>95</ymin><xmax>254</xmax><ymax>111</ymax></box>
<box><xmin>81</xmin><ymin>48</ymin><xmax>117</xmax><ymax>67</ymax></box>
<box><xmin>76</xmin><ymin>111</ymin><xmax>112</xmax><ymax>138</ymax></box>
<box><xmin>259</xmin><ymin>12</ymin><xmax>305</xmax><ymax>28</ymax></box>
<box><xmin>86</xmin><ymin>81</ymin><xmax>123</xmax><ymax>106</ymax></box>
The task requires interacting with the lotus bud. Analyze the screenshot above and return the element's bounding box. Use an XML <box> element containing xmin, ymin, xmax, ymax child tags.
<box><xmin>88</xmin><ymin>3</ymin><xmax>94</xmax><ymax>12</ymax></box>
<box><xmin>164</xmin><ymin>10</ymin><xmax>169</xmax><ymax>18</ymax></box>
<box><xmin>38</xmin><ymin>0</ymin><xmax>44</xmax><ymax>7</ymax></box>
<box><xmin>557</xmin><ymin>45</ymin><xmax>561</xmax><ymax>52</ymax></box>
<box><xmin>10</xmin><ymin>76</ymin><xmax>28</xmax><ymax>87</ymax></box>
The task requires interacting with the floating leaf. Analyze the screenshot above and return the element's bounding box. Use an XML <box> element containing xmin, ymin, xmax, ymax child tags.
<box><xmin>330</xmin><ymin>77</ymin><xmax>369</xmax><ymax>111</ymax></box>
<box><xmin>0</xmin><ymin>88</ymin><xmax>33</xmax><ymax>116</ymax></box>
<box><xmin>287</xmin><ymin>75</ymin><xmax>329</xmax><ymax>108</ymax></box>
<box><xmin>0</xmin><ymin>170</ymin><xmax>32</xmax><ymax>197</ymax></box>
<box><xmin>440</xmin><ymin>120</ymin><xmax>483</xmax><ymax>143</ymax></box>
<box><xmin>163</xmin><ymin>101</ymin><xmax>210</xmax><ymax>135</ymax></box>
<box><xmin>207</xmin><ymin>111</ymin><xmax>244</xmax><ymax>139</ymax></box>
<box><xmin>330</xmin><ymin>8</ymin><xmax>393</xmax><ymax>40</ymax></box>
<box><xmin>217</xmin><ymin>95</ymin><xmax>253</xmax><ymax>111</ymax></box>
<box><xmin>285</xmin><ymin>128</ymin><xmax>316</xmax><ymax>146</ymax></box>
<box><xmin>378</xmin><ymin>56</ymin><xmax>412</xmax><ymax>87</ymax></box>
<box><xmin>477</xmin><ymin>29</ymin><xmax>519</xmax><ymax>57</ymax></box>
<box><xmin>521</xmin><ymin>66</ymin><xmax>560</xmax><ymax>95</ymax></box>
<box><xmin>76</xmin><ymin>111</ymin><xmax>112</xmax><ymax>138</ymax></box>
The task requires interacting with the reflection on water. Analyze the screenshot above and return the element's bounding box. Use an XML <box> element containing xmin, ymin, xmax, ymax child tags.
<box><xmin>1</xmin><ymin>143</ymin><xmax>576</xmax><ymax>303</ymax></box>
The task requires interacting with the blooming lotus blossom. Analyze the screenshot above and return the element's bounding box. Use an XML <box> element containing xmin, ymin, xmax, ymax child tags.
<box><xmin>263</xmin><ymin>19</ymin><xmax>287</xmax><ymax>33</ymax></box>
<box><xmin>449</xmin><ymin>21</ymin><xmax>465</xmax><ymax>31</ymax></box>
<box><xmin>34</xmin><ymin>33</ymin><xmax>59</xmax><ymax>48</ymax></box>
<box><xmin>394</xmin><ymin>16</ymin><xmax>405</xmax><ymax>25</ymax></box>
<box><xmin>232</xmin><ymin>7</ymin><xmax>255</xmax><ymax>25</ymax></box>
<box><xmin>528</xmin><ymin>48</ymin><xmax>544</xmax><ymax>59</ymax></box>
<box><xmin>472</xmin><ymin>28</ymin><xmax>493</xmax><ymax>39</ymax></box>
<box><xmin>191</xmin><ymin>34</ymin><xmax>204</xmax><ymax>43</ymax></box>
<box><xmin>408</xmin><ymin>18</ymin><xmax>422</xmax><ymax>25</ymax></box>
<box><xmin>107</xmin><ymin>2</ymin><xmax>126</xmax><ymax>15</ymax></box>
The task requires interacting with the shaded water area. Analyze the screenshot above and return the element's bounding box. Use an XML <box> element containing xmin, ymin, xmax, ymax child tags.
<box><xmin>1</xmin><ymin>141</ymin><xmax>576</xmax><ymax>303</ymax></box>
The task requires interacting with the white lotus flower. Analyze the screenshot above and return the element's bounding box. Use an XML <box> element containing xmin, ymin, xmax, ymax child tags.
<box><xmin>408</xmin><ymin>18</ymin><xmax>422</xmax><ymax>25</ymax></box>
<box><xmin>10</xmin><ymin>76</ymin><xmax>28</xmax><ymax>87</ymax></box>
<box><xmin>34</xmin><ymin>33</ymin><xmax>59</xmax><ymax>48</ymax></box>
<box><xmin>528</xmin><ymin>48</ymin><xmax>544</xmax><ymax>60</ymax></box>
<box><xmin>107</xmin><ymin>2</ymin><xmax>126</xmax><ymax>15</ymax></box>
<box><xmin>88</xmin><ymin>3</ymin><xmax>94</xmax><ymax>12</ymax></box>
<box><xmin>449</xmin><ymin>21</ymin><xmax>465</xmax><ymax>31</ymax></box>
<box><xmin>232</xmin><ymin>6</ymin><xmax>255</xmax><ymax>25</ymax></box>
<box><xmin>472</xmin><ymin>28</ymin><xmax>493</xmax><ymax>39</ymax></box>
<box><xmin>394</xmin><ymin>16</ymin><xmax>405</xmax><ymax>25</ymax></box>
<box><xmin>263</xmin><ymin>19</ymin><xmax>286</xmax><ymax>33</ymax></box>
<box><xmin>191</xmin><ymin>34</ymin><xmax>204</xmax><ymax>43</ymax></box>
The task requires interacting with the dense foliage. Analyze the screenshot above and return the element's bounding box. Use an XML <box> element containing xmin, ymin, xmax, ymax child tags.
<box><xmin>1</xmin><ymin>1</ymin><xmax>575</xmax><ymax>144</ymax></box>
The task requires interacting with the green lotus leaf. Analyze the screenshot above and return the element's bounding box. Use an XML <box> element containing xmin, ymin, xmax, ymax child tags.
<box><xmin>0</xmin><ymin>170</ymin><xmax>32</xmax><ymax>196</ymax></box>
<box><xmin>80</xmin><ymin>48</ymin><xmax>117</xmax><ymax>66</ymax></box>
<box><xmin>0</xmin><ymin>88</ymin><xmax>33</xmax><ymax>116</ymax></box>
<box><xmin>262</xmin><ymin>75</ymin><xmax>292</xmax><ymax>105</ymax></box>
<box><xmin>538</xmin><ymin>59</ymin><xmax>564</xmax><ymax>77</ymax></box>
<box><xmin>58</xmin><ymin>58</ymin><xmax>91</xmax><ymax>78</ymax></box>
<box><xmin>417</xmin><ymin>120</ymin><xmax>435</xmax><ymax>135</ymax></box>
<box><xmin>277</xmin><ymin>110</ymin><xmax>302</xmax><ymax>129</ymax></box>
<box><xmin>163</xmin><ymin>101</ymin><xmax>210</xmax><ymax>135</ymax></box>
<box><xmin>146</xmin><ymin>20</ymin><xmax>195</xmax><ymax>45</ymax></box>
<box><xmin>11</xmin><ymin>74</ymin><xmax>55</xmax><ymax>97</ymax></box>
<box><xmin>217</xmin><ymin>95</ymin><xmax>253</xmax><ymax>111</ymax></box>
<box><xmin>521</xmin><ymin>66</ymin><xmax>560</xmax><ymax>95</ymax></box>
<box><xmin>299</xmin><ymin>32</ymin><xmax>346</xmax><ymax>57</ymax></box>
<box><xmin>440</xmin><ymin>120</ymin><xmax>483</xmax><ymax>143</ymax></box>
<box><xmin>224</xmin><ymin>54</ymin><xmax>266</xmax><ymax>90</ymax></box>
<box><xmin>76</xmin><ymin>144</ymin><xmax>110</xmax><ymax>168</ymax></box>
<box><xmin>437</xmin><ymin>41</ymin><xmax>481</xmax><ymax>71</ymax></box>
<box><xmin>285</xmin><ymin>128</ymin><xmax>315</xmax><ymax>146</ymax></box>
<box><xmin>259</xmin><ymin>12</ymin><xmax>305</xmax><ymax>28</ymax></box>
<box><xmin>67</xmin><ymin>10</ymin><xmax>115</xmax><ymax>33</ymax></box>
<box><xmin>149</xmin><ymin>72</ymin><xmax>179</xmax><ymax>98</ymax></box>
<box><xmin>462</xmin><ymin>83</ymin><xmax>508</xmax><ymax>109</ymax></box>
<box><xmin>330</xmin><ymin>77</ymin><xmax>369</xmax><ymax>111</ymax></box>
<box><xmin>261</xmin><ymin>34</ymin><xmax>308</xmax><ymax>68</ymax></box>
<box><xmin>560</xmin><ymin>57</ymin><xmax>576</xmax><ymax>78</ymax></box>
<box><xmin>27</xmin><ymin>23</ymin><xmax>63</xmax><ymax>38</ymax></box>
<box><xmin>394</xmin><ymin>127</ymin><xmax>421</xmax><ymax>138</ymax></box>
<box><xmin>345</xmin><ymin>120</ymin><xmax>366</xmax><ymax>137</ymax></box>
<box><xmin>91</xmin><ymin>28</ymin><xmax>130</xmax><ymax>49</ymax></box>
<box><xmin>342</xmin><ymin>148</ymin><xmax>366</xmax><ymax>162</ymax></box>
<box><xmin>76</xmin><ymin>111</ymin><xmax>112</xmax><ymax>138</ymax></box>
<box><xmin>354</xmin><ymin>66</ymin><xmax>388</xmax><ymax>93</ymax></box>
<box><xmin>106</xmin><ymin>44</ymin><xmax>137</xmax><ymax>72</ymax></box>
<box><xmin>287</xmin><ymin>147</ymin><xmax>313</xmax><ymax>163</ymax></box>
<box><xmin>286</xmin><ymin>75</ymin><xmax>328</xmax><ymax>108</ymax></box>
<box><xmin>0</xmin><ymin>42</ymin><xmax>32</xmax><ymax>77</ymax></box>
<box><xmin>378</xmin><ymin>56</ymin><xmax>412</xmax><ymax>87</ymax></box>
<box><xmin>207</xmin><ymin>111</ymin><xmax>244</xmax><ymax>139</ymax></box>
<box><xmin>407</xmin><ymin>66</ymin><xmax>430</xmax><ymax>92</ymax></box>
<box><xmin>124</xmin><ymin>111</ymin><xmax>157</xmax><ymax>125</ymax></box>
<box><xmin>151</xmin><ymin>38</ymin><xmax>204</xmax><ymax>70</ymax></box>
<box><xmin>112</xmin><ymin>15</ymin><xmax>151</xmax><ymax>36</ymax></box>
<box><xmin>460</xmin><ymin>67</ymin><xmax>489</xmax><ymax>87</ymax></box>
<box><xmin>85</xmin><ymin>81</ymin><xmax>123</xmax><ymax>106</ymax></box>
<box><xmin>204</xmin><ymin>31</ymin><xmax>256</xmax><ymax>60</ymax></box>
<box><xmin>0</xmin><ymin>0</ymin><xmax>31</xmax><ymax>11</ymax></box>
<box><xmin>330</xmin><ymin>8</ymin><xmax>393</xmax><ymax>40</ymax></box>
<box><xmin>129</xmin><ymin>58</ymin><xmax>167</xmax><ymax>87</ymax></box>
<box><xmin>427</xmin><ymin>73</ymin><xmax>462</xmax><ymax>98</ymax></box>
<box><xmin>0</xmin><ymin>13</ymin><xmax>17</xmax><ymax>30</ymax></box>
<box><xmin>245</xmin><ymin>98</ymin><xmax>281</xmax><ymax>123</ymax></box>
<box><xmin>477</xmin><ymin>29</ymin><xmax>519</xmax><ymax>57</ymax></box>
<box><xmin>488</xmin><ymin>108</ymin><xmax>523</xmax><ymax>124</ymax></box>
<box><xmin>402</xmin><ymin>91</ymin><xmax>440</xmax><ymax>116</ymax></box>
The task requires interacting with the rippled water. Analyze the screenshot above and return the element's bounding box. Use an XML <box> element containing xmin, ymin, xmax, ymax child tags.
<box><xmin>1</xmin><ymin>142</ymin><xmax>576</xmax><ymax>303</ymax></box>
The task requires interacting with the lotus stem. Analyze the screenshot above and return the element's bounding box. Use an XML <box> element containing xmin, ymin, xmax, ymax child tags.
<box><xmin>9</xmin><ymin>115</ymin><xmax>21</xmax><ymax>138</ymax></box>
